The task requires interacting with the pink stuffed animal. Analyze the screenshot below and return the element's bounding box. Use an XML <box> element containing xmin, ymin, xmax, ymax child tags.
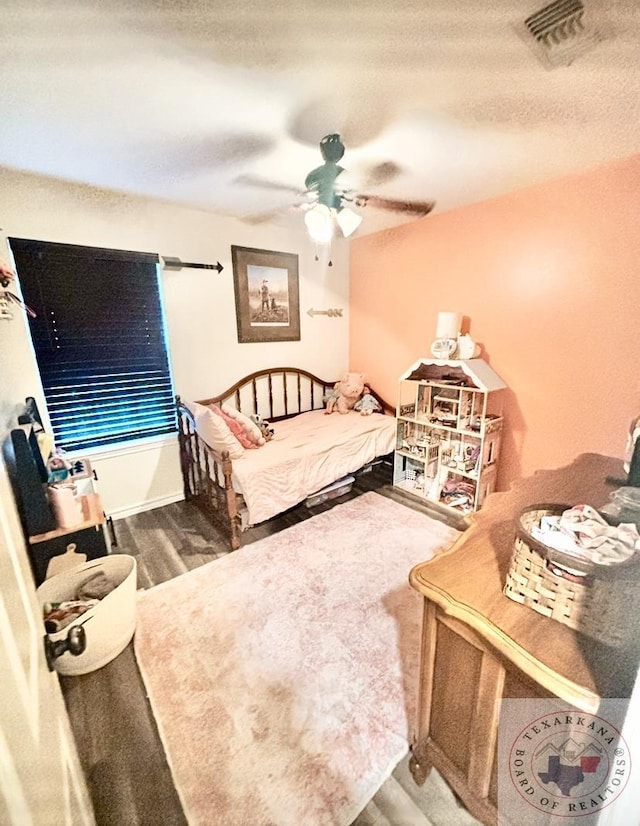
<box><xmin>324</xmin><ymin>372</ymin><xmax>365</xmax><ymax>414</ymax></box>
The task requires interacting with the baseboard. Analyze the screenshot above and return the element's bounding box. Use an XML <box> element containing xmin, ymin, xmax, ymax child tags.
<box><xmin>110</xmin><ymin>491</ymin><xmax>184</xmax><ymax>521</ymax></box>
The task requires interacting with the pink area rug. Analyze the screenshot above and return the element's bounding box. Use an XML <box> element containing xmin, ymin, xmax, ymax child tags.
<box><xmin>134</xmin><ymin>492</ymin><xmax>460</xmax><ymax>826</ymax></box>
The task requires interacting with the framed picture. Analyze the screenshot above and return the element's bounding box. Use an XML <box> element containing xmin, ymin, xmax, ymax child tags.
<box><xmin>231</xmin><ymin>246</ymin><xmax>300</xmax><ymax>343</ymax></box>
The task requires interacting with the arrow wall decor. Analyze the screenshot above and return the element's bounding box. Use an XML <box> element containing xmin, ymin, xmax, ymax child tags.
<box><xmin>307</xmin><ymin>307</ymin><xmax>343</xmax><ymax>318</ymax></box>
<box><xmin>162</xmin><ymin>256</ymin><xmax>224</xmax><ymax>273</ymax></box>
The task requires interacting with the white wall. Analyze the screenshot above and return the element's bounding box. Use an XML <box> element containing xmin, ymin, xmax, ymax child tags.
<box><xmin>0</xmin><ymin>166</ymin><xmax>350</xmax><ymax>517</ymax></box>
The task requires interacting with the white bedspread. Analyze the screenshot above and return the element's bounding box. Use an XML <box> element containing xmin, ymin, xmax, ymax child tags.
<box><xmin>230</xmin><ymin>409</ymin><xmax>396</xmax><ymax>525</ymax></box>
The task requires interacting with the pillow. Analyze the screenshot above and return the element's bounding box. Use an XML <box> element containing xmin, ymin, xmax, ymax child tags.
<box><xmin>182</xmin><ymin>399</ymin><xmax>245</xmax><ymax>458</ymax></box>
<box><xmin>209</xmin><ymin>405</ymin><xmax>257</xmax><ymax>450</ymax></box>
<box><xmin>180</xmin><ymin>398</ymin><xmax>203</xmax><ymax>421</ymax></box>
<box><xmin>220</xmin><ymin>403</ymin><xmax>265</xmax><ymax>447</ymax></box>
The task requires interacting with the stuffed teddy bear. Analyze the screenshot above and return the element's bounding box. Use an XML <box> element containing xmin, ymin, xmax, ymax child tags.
<box><xmin>324</xmin><ymin>372</ymin><xmax>365</xmax><ymax>415</ymax></box>
<box><xmin>250</xmin><ymin>413</ymin><xmax>275</xmax><ymax>442</ymax></box>
<box><xmin>353</xmin><ymin>385</ymin><xmax>382</xmax><ymax>416</ymax></box>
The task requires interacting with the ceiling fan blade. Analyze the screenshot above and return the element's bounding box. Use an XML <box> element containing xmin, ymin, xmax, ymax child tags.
<box><xmin>238</xmin><ymin>202</ymin><xmax>309</xmax><ymax>225</ymax></box>
<box><xmin>234</xmin><ymin>173</ymin><xmax>306</xmax><ymax>197</ymax></box>
<box><xmin>356</xmin><ymin>194</ymin><xmax>436</xmax><ymax>216</ymax></box>
<box><xmin>360</xmin><ymin>161</ymin><xmax>403</xmax><ymax>188</ymax></box>
<box><xmin>237</xmin><ymin>211</ymin><xmax>281</xmax><ymax>225</ymax></box>
<box><xmin>287</xmin><ymin>94</ymin><xmax>393</xmax><ymax>149</ymax></box>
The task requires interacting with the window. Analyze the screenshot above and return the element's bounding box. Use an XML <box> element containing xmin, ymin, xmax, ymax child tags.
<box><xmin>9</xmin><ymin>238</ymin><xmax>176</xmax><ymax>452</ymax></box>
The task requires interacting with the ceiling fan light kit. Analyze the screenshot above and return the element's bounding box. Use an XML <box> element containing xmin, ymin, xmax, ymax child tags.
<box><xmin>237</xmin><ymin>133</ymin><xmax>435</xmax><ymax>241</ymax></box>
<box><xmin>299</xmin><ymin>134</ymin><xmax>435</xmax><ymax>243</ymax></box>
<box><xmin>335</xmin><ymin>206</ymin><xmax>363</xmax><ymax>237</ymax></box>
<box><xmin>304</xmin><ymin>204</ymin><xmax>334</xmax><ymax>244</ymax></box>
<box><xmin>304</xmin><ymin>202</ymin><xmax>364</xmax><ymax>244</ymax></box>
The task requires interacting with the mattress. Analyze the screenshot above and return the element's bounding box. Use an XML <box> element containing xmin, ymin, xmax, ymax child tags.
<box><xmin>229</xmin><ymin>409</ymin><xmax>396</xmax><ymax>525</ymax></box>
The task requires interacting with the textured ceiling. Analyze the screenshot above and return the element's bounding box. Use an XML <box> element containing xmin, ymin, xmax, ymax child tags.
<box><xmin>1</xmin><ymin>0</ymin><xmax>639</xmax><ymax>235</ymax></box>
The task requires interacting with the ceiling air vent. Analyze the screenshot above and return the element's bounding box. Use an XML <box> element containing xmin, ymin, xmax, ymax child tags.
<box><xmin>520</xmin><ymin>0</ymin><xmax>605</xmax><ymax>68</ymax></box>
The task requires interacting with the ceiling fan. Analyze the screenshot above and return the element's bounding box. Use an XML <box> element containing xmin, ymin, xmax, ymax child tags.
<box><xmin>236</xmin><ymin>134</ymin><xmax>436</xmax><ymax>240</ymax></box>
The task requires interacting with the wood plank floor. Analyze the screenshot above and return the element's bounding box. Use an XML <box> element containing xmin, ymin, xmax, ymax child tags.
<box><xmin>60</xmin><ymin>459</ymin><xmax>478</xmax><ymax>825</ymax></box>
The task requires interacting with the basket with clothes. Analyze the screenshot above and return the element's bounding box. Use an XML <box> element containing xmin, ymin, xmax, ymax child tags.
<box><xmin>503</xmin><ymin>503</ymin><xmax>640</xmax><ymax>647</ymax></box>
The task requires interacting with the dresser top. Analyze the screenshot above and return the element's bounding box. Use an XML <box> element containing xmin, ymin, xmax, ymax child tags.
<box><xmin>409</xmin><ymin>453</ymin><xmax>639</xmax><ymax>711</ymax></box>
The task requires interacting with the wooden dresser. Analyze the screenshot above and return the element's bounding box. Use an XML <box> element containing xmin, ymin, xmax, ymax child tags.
<box><xmin>408</xmin><ymin>453</ymin><xmax>640</xmax><ymax>825</ymax></box>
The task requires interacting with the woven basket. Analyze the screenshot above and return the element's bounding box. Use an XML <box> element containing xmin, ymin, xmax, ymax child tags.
<box><xmin>503</xmin><ymin>504</ymin><xmax>640</xmax><ymax>648</ymax></box>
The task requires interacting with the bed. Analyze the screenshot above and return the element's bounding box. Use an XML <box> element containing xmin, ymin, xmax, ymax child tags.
<box><xmin>176</xmin><ymin>367</ymin><xmax>396</xmax><ymax>550</ymax></box>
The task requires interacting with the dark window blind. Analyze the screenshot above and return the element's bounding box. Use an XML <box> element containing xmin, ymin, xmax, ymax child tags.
<box><xmin>9</xmin><ymin>238</ymin><xmax>176</xmax><ymax>452</ymax></box>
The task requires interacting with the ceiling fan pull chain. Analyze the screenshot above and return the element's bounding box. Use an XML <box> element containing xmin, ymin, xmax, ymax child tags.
<box><xmin>312</xmin><ymin>239</ymin><xmax>333</xmax><ymax>267</ymax></box>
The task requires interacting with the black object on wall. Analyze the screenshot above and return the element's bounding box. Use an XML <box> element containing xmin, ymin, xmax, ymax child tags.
<box><xmin>6</xmin><ymin>423</ymin><xmax>56</xmax><ymax>537</ymax></box>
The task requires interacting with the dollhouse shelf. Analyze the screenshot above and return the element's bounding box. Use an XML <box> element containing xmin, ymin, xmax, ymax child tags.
<box><xmin>393</xmin><ymin>358</ymin><xmax>506</xmax><ymax>516</ymax></box>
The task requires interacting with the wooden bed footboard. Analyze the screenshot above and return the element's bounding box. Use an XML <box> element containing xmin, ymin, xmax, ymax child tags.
<box><xmin>176</xmin><ymin>367</ymin><xmax>394</xmax><ymax>550</ymax></box>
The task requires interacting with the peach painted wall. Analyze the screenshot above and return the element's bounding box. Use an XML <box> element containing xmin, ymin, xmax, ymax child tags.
<box><xmin>350</xmin><ymin>154</ymin><xmax>640</xmax><ymax>491</ymax></box>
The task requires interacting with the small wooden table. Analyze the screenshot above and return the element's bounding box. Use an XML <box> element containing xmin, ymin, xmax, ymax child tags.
<box><xmin>408</xmin><ymin>453</ymin><xmax>639</xmax><ymax>825</ymax></box>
